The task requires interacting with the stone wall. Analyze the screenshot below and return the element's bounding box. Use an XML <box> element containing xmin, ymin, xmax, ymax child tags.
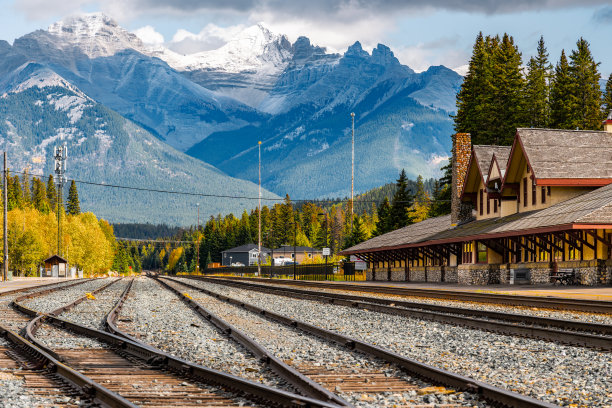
<box><xmin>390</xmin><ymin>267</ymin><xmax>406</xmax><ymax>281</ymax></box>
<box><xmin>426</xmin><ymin>267</ymin><xmax>442</xmax><ymax>282</ymax></box>
<box><xmin>451</xmin><ymin>133</ymin><xmax>472</xmax><ymax>225</ymax></box>
<box><xmin>444</xmin><ymin>266</ymin><xmax>458</xmax><ymax>283</ymax></box>
<box><xmin>409</xmin><ymin>267</ymin><xmax>426</xmax><ymax>282</ymax></box>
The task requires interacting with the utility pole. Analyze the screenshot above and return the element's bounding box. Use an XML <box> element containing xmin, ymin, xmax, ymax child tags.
<box><xmin>351</xmin><ymin>112</ymin><xmax>355</xmax><ymax>231</ymax></box>
<box><xmin>258</xmin><ymin>141</ymin><xmax>262</xmax><ymax>277</ymax></box>
<box><xmin>3</xmin><ymin>152</ymin><xmax>7</xmax><ymax>282</ymax></box>
<box><xmin>196</xmin><ymin>203</ymin><xmax>200</xmax><ymax>274</ymax></box>
<box><xmin>54</xmin><ymin>144</ymin><xmax>67</xmax><ymax>257</ymax></box>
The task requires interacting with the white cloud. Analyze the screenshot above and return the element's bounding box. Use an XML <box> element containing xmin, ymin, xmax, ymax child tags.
<box><xmin>393</xmin><ymin>43</ymin><xmax>469</xmax><ymax>72</ymax></box>
<box><xmin>167</xmin><ymin>23</ymin><xmax>246</xmax><ymax>54</ymax></box>
<box><xmin>133</xmin><ymin>25</ymin><xmax>164</xmax><ymax>45</ymax></box>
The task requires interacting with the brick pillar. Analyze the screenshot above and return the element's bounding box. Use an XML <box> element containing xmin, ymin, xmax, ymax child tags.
<box><xmin>451</xmin><ymin>133</ymin><xmax>472</xmax><ymax>225</ymax></box>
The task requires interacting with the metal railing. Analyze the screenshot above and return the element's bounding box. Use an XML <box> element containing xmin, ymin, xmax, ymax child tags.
<box><xmin>202</xmin><ymin>262</ymin><xmax>361</xmax><ymax>281</ymax></box>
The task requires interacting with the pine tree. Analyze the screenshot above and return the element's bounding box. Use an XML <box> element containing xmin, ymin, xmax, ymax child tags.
<box><xmin>455</xmin><ymin>32</ymin><xmax>494</xmax><ymax>145</ymax></box>
<box><xmin>31</xmin><ymin>178</ymin><xmax>50</xmax><ymax>213</ymax></box>
<box><xmin>524</xmin><ymin>36</ymin><xmax>551</xmax><ymax>128</ymax></box>
<box><xmin>21</xmin><ymin>169</ymin><xmax>31</xmax><ymax>206</ymax></box>
<box><xmin>429</xmin><ymin>161</ymin><xmax>452</xmax><ymax>217</ymax></box>
<box><xmin>374</xmin><ymin>197</ymin><xmax>391</xmax><ymax>236</ymax></box>
<box><xmin>603</xmin><ymin>73</ymin><xmax>612</xmax><ymax>113</ymax></box>
<box><xmin>567</xmin><ymin>38</ymin><xmax>602</xmax><ymax>130</ymax></box>
<box><xmin>9</xmin><ymin>175</ymin><xmax>23</xmax><ymax>210</ymax></box>
<box><xmin>46</xmin><ymin>175</ymin><xmax>57</xmax><ymax>213</ymax></box>
<box><xmin>489</xmin><ymin>33</ymin><xmax>525</xmax><ymax>144</ymax></box>
<box><xmin>389</xmin><ymin>170</ymin><xmax>415</xmax><ymax>231</ymax></box>
<box><xmin>66</xmin><ymin>180</ymin><xmax>80</xmax><ymax>215</ymax></box>
<box><xmin>344</xmin><ymin>215</ymin><xmax>367</xmax><ymax>249</ymax></box>
<box><xmin>550</xmin><ymin>50</ymin><xmax>574</xmax><ymax>128</ymax></box>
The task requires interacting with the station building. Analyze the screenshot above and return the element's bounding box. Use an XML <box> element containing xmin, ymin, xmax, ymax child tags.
<box><xmin>340</xmin><ymin>119</ymin><xmax>612</xmax><ymax>286</ymax></box>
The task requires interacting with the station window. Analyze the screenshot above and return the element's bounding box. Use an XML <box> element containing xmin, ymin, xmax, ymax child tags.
<box><xmin>541</xmin><ymin>186</ymin><xmax>546</xmax><ymax>204</ymax></box>
<box><xmin>523</xmin><ymin>178</ymin><xmax>528</xmax><ymax>207</ymax></box>
<box><xmin>477</xmin><ymin>242</ymin><xmax>487</xmax><ymax>263</ymax></box>
<box><xmin>487</xmin><ymin>194</ymin><xmax>490</xmax><ymax>214</ymax></box>
<box><xmin>462</xmin><ymin>242</ymin><xmax>473</xmax><ymax>264</ymax></box>
<box><xmin>531</xmin><ymin>179</ymin><xmax>536</xmax><ymax>206</ymax></box>
<box><xmin>479</xmin><ymin>189</ymin><xmax>484</xmax><ymax>216</ymax></box>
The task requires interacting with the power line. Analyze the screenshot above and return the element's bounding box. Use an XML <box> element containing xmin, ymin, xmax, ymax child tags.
<box><xmin>8</xmin><ymin>170</ymin><xmax>452</xmax><ymax>204</ymax></box>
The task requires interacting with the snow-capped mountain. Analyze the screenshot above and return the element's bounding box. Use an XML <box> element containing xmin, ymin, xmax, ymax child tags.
<box><xmin>0</xmin><ymin>63</ymin><xmax>279</xmax><ymax>224</ymax></box>
<box><xmin>0</xmin><ymin>13</ymin><xmax>464</xmax><ymax>214</ymax></box>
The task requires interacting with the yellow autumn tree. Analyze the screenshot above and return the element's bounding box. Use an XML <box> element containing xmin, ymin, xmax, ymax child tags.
<box><xmin>167</xmin><ymin>247</ymin><xmax>184</xmax><ymax>271</ymax></box>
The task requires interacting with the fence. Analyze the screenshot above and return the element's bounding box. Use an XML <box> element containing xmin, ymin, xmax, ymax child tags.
<box><xmin>203</xmin><ymin>262</ymin><xmax>361</xmax><ymax>281</ymax></box>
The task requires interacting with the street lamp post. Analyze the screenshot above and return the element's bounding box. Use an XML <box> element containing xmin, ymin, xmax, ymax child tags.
<box><xmin>196</xmin><ymin>203</ymin><xmax>200</xmax><ymax>274</ymax></box>
<box><xmin>258</xmin><ymin>141</ymin><xmax>262</xmax><ymax>277</ymax></box>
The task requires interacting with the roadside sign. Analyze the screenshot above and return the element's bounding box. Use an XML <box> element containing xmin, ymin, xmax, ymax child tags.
<box><xmin>322</xmin><ymin>247</ymin><xmax>331</xmax><ymax>256</ymax></box>
<box><xmin>350</xmin><ymin>255</ymin><xmax>367</xmax><ymax>270</ymax></box>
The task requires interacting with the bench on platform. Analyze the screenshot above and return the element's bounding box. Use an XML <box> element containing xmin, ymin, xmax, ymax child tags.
<box><xmin>550</xmin><ymin>268</ymin><xmax>576</xmax><ymax>285</ymax></box>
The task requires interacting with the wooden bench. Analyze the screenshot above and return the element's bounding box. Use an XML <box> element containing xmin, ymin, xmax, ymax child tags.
<box><xmin>550</xmin><ymin>268</ymin><xmax>576</xmax><ymax>285</ymax></box>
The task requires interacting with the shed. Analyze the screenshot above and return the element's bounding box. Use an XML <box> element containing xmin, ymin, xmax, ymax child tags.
<box><xmin>43</xmin><ymin>255</ymin><xmax>68</xmax><ymax>277</ymax></box>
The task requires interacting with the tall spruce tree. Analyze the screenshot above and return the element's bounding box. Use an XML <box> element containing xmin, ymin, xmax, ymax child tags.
<box><xmin>524</xmin><ymin>36</ymin><xmax>551</xmax><ymax>128</ymax></box>
<box><xmin>429</xmin><ymin>161</ymin><xmax>452</xmax><ymax>217</ymax></box>
<box><xmin>66</xmin><ymin>180</ymin><xmax>80</xmax><ymax>215</ymax></box>
<box><xmin>550</xmin><ymin>50</ymin><xmax>574</xmax><ymax>128</ymax></box>
<box><xmin>603</xmin><ymin>73</ymin><xmax>612</xmax><ymax>113</ymax></box>
<box><xmin>489</xmin><ymin>33</ymin><xmax>525</xmax><ymax>144</ymax></box>
<box><xmin>455</xmin><ymin>32</ymin><xmax>493</xmax><ymax>145</ymax></box>
<box><xmin>344</xmin><ymin>215</ymin><xmax>367</xmax><ymax>249</ymax></box>
<box><xmin>567</xmin><ymin>38</ymin><xmax>602</xmax><ymax>130</ymax></box>
<box><xmin>31</xmin><ymin>178</ymin><xmax>50</xmax><ymax>213</ymax></box>
<box><xmin>389</xmin><ymin>170</ymin><xmax>415</xmax><ymax>231</ymax></box>
<box><xmin>374</xmin><ymin>197</ymin><xmax>391</xmax><ymax>236</ymax></box>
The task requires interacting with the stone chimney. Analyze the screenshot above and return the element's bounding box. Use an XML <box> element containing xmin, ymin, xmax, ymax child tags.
<box><xmin>603</xmin><ymin>110</ymin><xmax>612</xmax><ymax>133</ymax></box>
<box><xmin>451</xmin><ymin>133</ymin><xmax>472</xmax><ymax>225</ymax></box>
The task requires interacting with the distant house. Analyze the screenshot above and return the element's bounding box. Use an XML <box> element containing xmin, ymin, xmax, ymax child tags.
<box><xmin>43</xmin><ymin>255</ymin><xmax>68</xmax><ymax>277</ymax></box>
<box><xmin>273</xmin><ymin>245</ymin><xmax>323</xmax><ymax>264</ymax></box>
<box><xmin>221</xmin><ymin>244</ymin><xmax>270</xmax><ymax>266</ymax></box>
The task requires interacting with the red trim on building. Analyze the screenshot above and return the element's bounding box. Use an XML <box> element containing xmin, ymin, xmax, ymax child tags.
<box><xmin>535</xmin><ymin>178</ymin><xmax>612</xmax><ymax>187</ymax></box>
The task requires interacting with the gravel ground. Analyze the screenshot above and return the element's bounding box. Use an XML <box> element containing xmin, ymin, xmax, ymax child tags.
<box><xmin>120</xmin><ymin>277</ymin><xmax>294</xmax><ymax>392</ymax></box>
<box><xmin>167</xmin><ymin>278</ymin><xmax>487</xmax><ymax>408</ymax></box>
<box><xmin>179</xmin><ymin>277</ymin><xmax>612</xmax><ymax>408</ymax></box>
<box><xmin>21</xmin><ymin>278</ymin><xmax>114</xmax><ymax>315</ymax></box>
<box><xmin>60</xmin><ymin>278</ymin><xmax>130</xmax><ymax>330</ymax></box>
<box><xmin>35</xmin><ymin>322</ymin><xmax>109</xmax><ymax>349</ymax></box>
<box><xmin>230</xmin><ymin>280</ymin><xmax>612</xmax><ymax>325</ymax></box>
<box><xmin>0</xmin><ymin>336</ymin><xmax>83</xmax><ymax>408</ymax></box>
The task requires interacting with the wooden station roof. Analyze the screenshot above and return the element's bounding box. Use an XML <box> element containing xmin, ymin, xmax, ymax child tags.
<box><xmin>341</xmin><ymin>183</ymin><xmax>612</xmax><ymax>255</ymax></box>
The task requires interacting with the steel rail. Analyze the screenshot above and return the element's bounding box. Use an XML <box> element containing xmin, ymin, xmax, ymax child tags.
<box><xmin>14</xmin><ymin>278</ymin><xmax>343</xmax><ymax>408</ymax></box>
<box><xmin>209</xmin><ymin>276</ymin><xmax>612</xmax><ymax>313</ymax></box>
<box><xmin>0</xmin><ymin>278</ymin><xmax>89</xmax><ymax>298</ymax></box>
<box><xmin>166</xmin><ymin>276</ymin><xmax>561</xmax><ymax>408</ymax></box>
<box><xmin>194</xmin><ymin>276</ymin><xmax>612</xmax><ymax>351</ymax></box>
<box><xmin>153</xmin><ymin>275</ymin><xmax>351</xmax><ymax>407</ymax></box>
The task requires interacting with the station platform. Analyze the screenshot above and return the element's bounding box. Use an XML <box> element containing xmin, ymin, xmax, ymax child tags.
<box><xmin>0</xmin><ymin>277</ymin><xmax>67</xmax><ymax>294</ymax></box>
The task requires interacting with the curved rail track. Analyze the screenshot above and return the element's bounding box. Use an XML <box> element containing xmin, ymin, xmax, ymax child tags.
<box><xmin>12</xmin><ymin>277</ymin><xmax>342</xmax><ymax>407</ymax></box>
<box><xmin>193</xmin><ymin>276</ymin><xmax>612</xmax><ymax>350</ymax></box>
<box><xmin>167</xmin><ymin>276</ymin><xmax>560</xmax><ymax>408</ymax></box>
<box><xmin>209</xmin><ymin>276</ymin><xmax>612</xmax><ymax>313</ymax></box>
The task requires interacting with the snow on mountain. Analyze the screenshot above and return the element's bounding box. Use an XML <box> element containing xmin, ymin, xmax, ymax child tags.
<box><xmin>452</xmin><ymin>64</ymin><xmax>469</xmax><ymax>76</ymax></box>
<box><xmin>47</xmin><ymin>13</ymin><xmax>148</xmax><ymax>58</ymax></box>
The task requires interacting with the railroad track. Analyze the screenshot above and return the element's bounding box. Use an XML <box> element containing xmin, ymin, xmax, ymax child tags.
<box><xmin>194</xmin><ymin>276</ymin><xmax>612</xmax><ymax>350</ymax></box>
<box><xmin>209</xmin><ymin>276</ymin><xmax>612</xmax><ymax>313</ymax></box>
<box><xmin>13</xmin><ymin>276</ymin><xmax>342</xmax><ymax>407</ymax></box>
<box><xmin>165</xmin><ymin>276</ymin><xmax>560</xmax><ymax>408</ymax></box>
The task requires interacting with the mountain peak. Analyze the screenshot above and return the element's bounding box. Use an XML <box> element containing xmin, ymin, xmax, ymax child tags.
<box><xmin>345</xmin><ymin>41</ymin><xmax>368</xmax><ymax>58</ymax></box>
<box><xmin>46</xmin><ymin>12</ymin><xmax>145</xmax><ymax>58</ymax></box>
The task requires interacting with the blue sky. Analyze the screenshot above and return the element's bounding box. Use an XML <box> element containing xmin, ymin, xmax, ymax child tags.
<box><xmin>1</xmin><ymin>0</ymin><xmax>611</xmax><ymax>76</ymax></box>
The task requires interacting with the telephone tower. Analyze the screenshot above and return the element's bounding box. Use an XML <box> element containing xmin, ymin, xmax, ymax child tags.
<box><xmin>54</xmin><ymin>144</ymin><xmax>67</xmax><ymax>256</ymax></box>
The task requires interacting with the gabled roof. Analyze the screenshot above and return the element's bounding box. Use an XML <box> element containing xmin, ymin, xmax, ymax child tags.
<box><xmin>222</xmin><ymin>244</ymin><xmax>270</xmax><ymax>253</ymax></box>
<box><xmin>505</xmin><ymin>128</ymin><xmax>612</xmax><ymax>186</ymax></box>
<box><xmin>44</xmin><ymin>254</ymin><xmax>68</xmax><ymax>263</ymax></box>
<box><xmin>487</xmin><ymin>148</ymin><xmax>511</xmax><ymax>182</ymax></box>
<box><xmin>473</xmin><ymin>146</ymin><xmax>511</xmax><ymax>183</ymax></box>
<box><xmin>461</xmin><ymin>145</ymin><xmax>512</xmax><ymax>199</ymax></box>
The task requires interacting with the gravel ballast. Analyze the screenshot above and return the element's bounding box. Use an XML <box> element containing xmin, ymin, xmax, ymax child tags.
<box><xmin>120</xmin><ymin>277</ymin><xmax>293</xmax><ymax>392</ymax></box>
<box><xmin>235</xmin><ymin>280</ymin><xmax>612</xmax><ymax>325</ymax></box>
<box><xmin>60</xmin><ymin>278</ymin><xmax>130</xmax><ymax>330</ymax></box>
<box><xmin>166</xmin><ymin>277</ymin><xmax>487</xmax><ymax>408</ymax></box>
<box><xmin>22</xmin><ymin>278</ymin><xmax>114</xmax><ymax>315</ymax></box>
<box><xmin>179</xmin><ymin>277</ymin><xmax>612</xmax><ymax>407</ymax></box>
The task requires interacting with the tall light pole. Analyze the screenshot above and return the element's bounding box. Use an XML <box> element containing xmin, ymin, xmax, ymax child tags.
<box><xmin>257</xmin><ymin>141</ymin><xmax>262</xmax><ymax>277</ymax></box>
<box><xmin>54</xmin><ymin>144</ymin><xmax>67</xmax><ymax>256</ymax></box>
<box><xmin>3</xmin><ymin>152</ymin><xmax>7</xmax><ymax>282</ymax></box>
<box><xmin>350</xmin><ymin>112</ymin><xmax>355</xmax><ymax>231</ymax></box>
<box><xmin>196</xmin><ymin>203</ymin><xmax>200</xmax><ymax>274</ymax></box>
